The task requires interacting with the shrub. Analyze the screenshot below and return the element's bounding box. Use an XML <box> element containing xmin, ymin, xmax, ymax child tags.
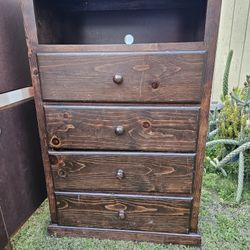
<box><xmin>206</xmin><ymin>50</ymin><xmax>250</xmax><ymax>203</ymax></box>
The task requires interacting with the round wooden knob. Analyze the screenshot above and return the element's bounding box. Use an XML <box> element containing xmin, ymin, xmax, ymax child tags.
<box><xmin>151</xmin><ymin>81</ymin><xmax>160</xmax><ymax>89</ymax></box>
<box><xmin>118</xmin><ymin>210</ymin><xmax>126</xmax><ymax>220</ymax></box>
<box><xmin>116</xmin><ymin>169</ymin><xmax>125</xmax><ymax>180</ymax></box>
<box><xmin>113</xmin><ymin>74</ymin><xmax>123</xmax><ymax>84</ymax></box>
<box><xmin>115</xmin><ymin>126</ymin><xmax>125</xmax><ymax>136</ymax></box>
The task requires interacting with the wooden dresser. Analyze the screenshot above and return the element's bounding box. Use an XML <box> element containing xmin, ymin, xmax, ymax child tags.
<box><xmin>21</xmin><ymin>0</ymin><xmax>221</xmax><ymax>246</ymax></box>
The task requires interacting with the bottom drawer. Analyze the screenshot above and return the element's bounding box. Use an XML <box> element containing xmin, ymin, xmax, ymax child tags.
<box><xmin>56</xmin><ymin>192</ymin><xmax>192</xmax><ymax>234</ymax></box>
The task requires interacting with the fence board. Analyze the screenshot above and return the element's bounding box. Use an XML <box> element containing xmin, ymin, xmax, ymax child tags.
<box><xmin>212</xmin><ymin>0</ymin><xmax>236</xmax><ymax>100</ymax></box>
<box><xmin>213</xmin><ymin>0</ymin><xmax>250</xmax><ymax>100</ymax></box>
<box><xmin>239</xmin><ymin>5</ymin><xmax>250</xmax><ymax>85</ymax></box>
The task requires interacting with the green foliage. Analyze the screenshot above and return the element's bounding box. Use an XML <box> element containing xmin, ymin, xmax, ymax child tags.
<box><xmin>222</xmin><ymin>50</ymin><xmax>233</xmax><ymax>100</ymax></box>
<box><xmin>218</xmin><ymin>87</ymin><xmax>250</xmax><ymax>139</ymax></box>
<box><xmin>206</xmin><ymin>49</ymin><xmax>250</xmax><ymax>202</ymax></box>
<box><xmin>203</xmin><ymin>173</ymin><xmax>239</xmax><ymax>202</ymax></box>
<box><xmin>206</xmin><ymin>83</ymin><xmax>250</xmax><ymax>202</ymax></box>
<box><xmin>203</xmin><ymin>172</ymin><xmax>250</xmax><ymax>203</ymax></box>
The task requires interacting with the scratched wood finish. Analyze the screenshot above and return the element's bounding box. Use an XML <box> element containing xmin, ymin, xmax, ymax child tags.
<box><xmin>45</xmin><ymin>105</ymin><xmax>199</xmax><ymax>152</ymax></box>
<box><xmin>56</xmin><ymin>193</ymin><xmax>192</xmax><ymax>233</ymax></box>
<box><xmin>50</xmin><ymin>152</ymin><xmax>195</xmax><ymax>194</ymax></box>
<box><xmin>38</xmin><ymin>52</ymin><xmax>206</xmax><ymax>103</ymax></box>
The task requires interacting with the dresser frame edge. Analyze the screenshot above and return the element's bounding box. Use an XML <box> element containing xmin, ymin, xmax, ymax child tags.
<box><xmin>48</xmin><ymin>224</ymin><xmax>202</xmax><ymax>246</ymax></box>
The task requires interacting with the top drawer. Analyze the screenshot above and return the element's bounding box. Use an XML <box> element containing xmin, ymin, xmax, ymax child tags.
<box><xmin>37</xmin><ymin>51</ymin><xmax>206</xmax><ymax>103</ymax></box>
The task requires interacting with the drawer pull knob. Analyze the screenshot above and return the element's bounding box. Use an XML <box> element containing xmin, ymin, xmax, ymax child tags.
<box><xmin>113</xmin><ymin>74</ymin><xmax>123</xmax><ymax>84</ymax></box>
<box><xmin>151</xmin><ymin>81</ymin><xmax>160</xmax><ymax>89</ymax></box>
<box><xmin>116</xmin><ymin>169</ymin><xmax>125</xmax><ymax>180</ymax></box>
<box><xmin>118</xmin><ymin>210</ymin><xmax>126</xmax><ymax>220</ymax></box>
<box><xmin>115</xmin><ymin>126</ymin><xmax>125</xmax><ymax>136</ymax></box>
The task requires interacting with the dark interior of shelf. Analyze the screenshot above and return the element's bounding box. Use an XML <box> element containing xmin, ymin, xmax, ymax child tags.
<box><xmin>33</xmin><ymin>0</ymin><xmax>208</xmax><ymax>45</ymax></box>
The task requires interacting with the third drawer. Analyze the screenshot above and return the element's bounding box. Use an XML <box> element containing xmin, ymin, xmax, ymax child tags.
<box><xmin>50</xmin><ymin>151</ymin><xmax>195</xmax><ymax>194</ymax></box>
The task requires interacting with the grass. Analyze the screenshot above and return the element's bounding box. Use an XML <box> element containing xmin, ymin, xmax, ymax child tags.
<box><xmin>11</xmin><ymin>173</ymin><xmax>250</xmax><ymax>250</ymax></box>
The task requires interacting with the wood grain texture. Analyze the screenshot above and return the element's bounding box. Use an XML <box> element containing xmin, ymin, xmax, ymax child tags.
<box><xmin>45</xmin><ymin>105</ymin><xmax>200</xmax><ymax>152</ymax></box>
<box><xmin>38</xmin><ymin>51</ymin><xmax>206</xmax><ymax>103</ymax></box>
<box><xmin>21</xmin><ymin>0</ymin><xmax>222</xmax><ymax>245</ymax></box>
<box><xmin>21</xmin><ymin>0</ymin><xmax>57</xmax><ymax>223</ymax></box>
<box><xmin>56</xmin><ymin>192</ymin><xmax>192</xmax><ymax>234</ymax></box>
<box><xmin>48</xmin><ymin>225</ymin><xmax>201</xmax><ymax>246</ymax></box>
<box><xmin>37</xmin><ymin>42</ymin><xmax>205</xmax><ymax>53</ymax></box>
<box><xmin>190</xmin><ymin>0</ymin><xmax>222</xmax><ymax>232</ymax></box>
<box><xmin>50</xmin><ymin>151</ymin><xmax>195</xmax><ymax>194</ymax></box>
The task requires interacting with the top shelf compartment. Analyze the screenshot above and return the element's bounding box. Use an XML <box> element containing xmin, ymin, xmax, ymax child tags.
<box><xmin>33</xmin><ymin>0</ymin><xmax>208</xmax><ymax>45</ymax></box>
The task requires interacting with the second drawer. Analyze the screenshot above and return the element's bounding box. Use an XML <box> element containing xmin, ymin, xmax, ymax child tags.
<box><xmin>45</xmin><ymin>105</ymin><xmax>200</xmax><ymax>152</ymax></box>
<box><xmin>50</xmin><ymin>151</ymin><xmax>195</xmax><ymax>194</ymax></box>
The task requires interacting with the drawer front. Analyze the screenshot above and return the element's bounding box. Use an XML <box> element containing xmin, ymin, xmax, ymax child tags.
<box><xmin>45</xmin><ymin>105</ymin><xmax>199</xmax><ymax>152</ymax></box>
<box><xmin>50</xmin><ymin>152</ymin><xmax>195</xmax><ymax>194</ymax></box>
<box><xmin>38</xmin><ymin>51</ymin><xmax>206</xmax><ymax>103</ymax></box>
<box><xmin>56</xmin><ymin>193</ymin><xmax>192</xmax><ymax>233</ymax></box>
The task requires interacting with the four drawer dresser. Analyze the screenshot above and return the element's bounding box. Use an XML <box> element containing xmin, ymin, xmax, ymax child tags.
<box><xmin>21</xmin><ymin>0</ymin><xmax>222</xmax><ymax>246</ymax></box>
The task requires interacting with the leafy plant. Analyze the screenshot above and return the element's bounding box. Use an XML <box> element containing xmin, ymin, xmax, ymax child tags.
<box><xmin>206</xmin><ymin>50</ymin><xmax>250</xmax><ymax>203</ymax></box>
<box><xmin>207</xmin><ymin>50</ymin><xmax>233</xmax><ymax>140</ymax></box>
<box><xmin>218</xmin><ymin>89</ymin><xmax>250</xmax><ymax>139</ymax></box>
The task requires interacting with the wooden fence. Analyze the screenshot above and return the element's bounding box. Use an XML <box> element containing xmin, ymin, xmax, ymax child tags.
<box><xmin>213</xmin><ymin>0</ymin><xmax>250</xmax><ymax>100</ymax></box>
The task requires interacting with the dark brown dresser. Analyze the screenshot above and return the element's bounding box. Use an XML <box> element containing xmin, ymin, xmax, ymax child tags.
<box><xmin>21</xmin><ymin>0</ymin><xmax>221</xmax><ymax>246</ymax></box>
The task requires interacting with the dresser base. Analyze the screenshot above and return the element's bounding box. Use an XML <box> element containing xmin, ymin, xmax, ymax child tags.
<box><xmin>48</xmin><ymin>224</ymin><xmax>201</xmax><ymax>246</ymax></box>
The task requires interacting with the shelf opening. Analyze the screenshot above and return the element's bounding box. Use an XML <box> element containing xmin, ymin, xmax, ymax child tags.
<box><xmin>33</xmin><ymin>0</ymin><xmax>208</xmax><ymax>45</ymax></box>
